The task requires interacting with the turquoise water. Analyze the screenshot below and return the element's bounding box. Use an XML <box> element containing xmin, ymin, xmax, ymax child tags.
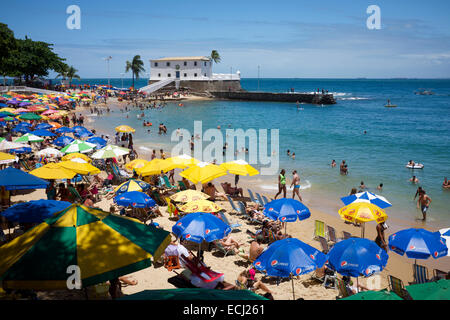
<box><xmin>80</xmin><ymin>78</ymin><xmax>450</xmax><ymax>228</ymax></box>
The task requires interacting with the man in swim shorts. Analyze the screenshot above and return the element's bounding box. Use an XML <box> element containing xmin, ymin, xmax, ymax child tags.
<box><xmin>290</xmin><ymin>170</ymin><xmax>303</xmax><ymax>201</ymax></box>
<box><xmin>417</xmin><ymin>190</ymin><xmax>432</xmax><ymax>221</ymax></box>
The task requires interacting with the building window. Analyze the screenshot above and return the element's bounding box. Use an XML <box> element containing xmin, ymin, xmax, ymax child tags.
<box><xmin>168</xmin><ymin>73</ymin><xmax>171</xmax><ymax>77</ymax></box>
<box><xmin>154</xmin><ymin>62</ymin><xmax>158</xmax><ymax>67</ymax></box>
<box><xmin>166</xmin><ymin>62</ymin><xmax>170</xmax><ymax>66</ymax></box>
<box><xmin>184</xmin><ymin>73</ymin><xmax>187</xmax><ymax>77</ymax></box>
<box><xmin>158</xmin><ymin>73</ymin><xmax>161</xmax><ymax>77</ymax></box>
<box><xmin>194</xmin><ymin>73</ymin><xmax>197</xmax><ymax>77</ymax></box>
<box><xmin>204</xmin><ymin>62</ymin><xmax>207</xmax><ymax>66</ymax></box>
<box><xmin>204</xmin><ymin>73</ymin><xmax>206</xmax><ymax>77</ymax></box>
<box><xmin>194</xmin><ymin>61</ymin><xmax>197</xmax><ymax>66</ymax></box>
<box><xmin>184</xmin><ymin>61</ymin><xmax>187</xmax><ymax>66</ymax></box>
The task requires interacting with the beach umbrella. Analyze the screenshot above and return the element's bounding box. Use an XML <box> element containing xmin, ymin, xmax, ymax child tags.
<box><xmin>53</xmin><ymin>135</ymin><xmax>75</xmax><ymax>147</ymax></box>
<box><xmin>263</xmin><ymin>198</ymin><xmax>311</xmax><ymax>224</ymax></box>
<box><xmin>114</xmin><ymin>179</ymin><xmax>151</xmax><ymax>195</ymax></box>
<box><xmin>19</xmin><ymin>102</ymin><xmax>32</xmax><ymax>107</ymax></box>
<box><xmin>438</xmin><ymin>228</ymin><xmax>450</xmax><ymax>256</ymax></box>
<box><xmin>29</xmin><ymin>163</ymin><xmax>77</xmax><ymax>180</ymax></box>
<box><xmin>0</xmin><ymin>112</ymin><xmax>16</xmax><ymax>117</ymax></box>
<box><xmin>0</xmin><ymin>121</ymin><xmax>6</xmax><ymax>127</ymax></box>
<box><xmin>8</xmin><ymin>146</ymin><xmax>32</xmax><ymax>154</ymax></box>
<box><xmin>179</xmin><ymin>162</ymin><xmax>227</xmax><ymax>184</ymax></box>
<box><xmin>0</xmin><ymin>200</ymin><xmax>71</xmax><ymax>223</ymax></box>
<box><xmin>405</xmin><ymin>279</ymin><xmax>450</xmax><ymax>300</ymax></box>
<box><xmin>74</xmin><ymin>129</ymin><xmax>94</xmax><ymax>138</ymax></box>
<box><xmin>35</xmin><ymin>123</ymin><xmax>53</xmax><ymax>130</ymax></box>
<box><xmin>253</xmin><ymin>238</ymin><xmax>327</xmax><ymax>299</ymax></box>
<box><xmin>61</xmin><ymin>152</ymin><xmax>91</xmax><ymax>163</ymax></box>
<box><xmin>0</xmin><ymin>204</ymin><xmax>171</xmax><ymax>290</ymax></box>
<box><xmin>13</xmin><ymin>133</ymin><xmax>44</xmax><ymax>143</ymax></box>
<box><xmin>0</xmin><ymin>140</ymin><xmax>28</xmax><ymax>151</ymax></box>
<box><xmin>55</xmin><ymin>126</ymin><xmax>74</xmax><ymax>134</ymax></box>
<box><xmin>31</xmin><ymin>129</ymin><xmax>56</xmax><ymax>137</ymax></box>
<box><xmin>341</xmin><ymin>191</ymin><xmax>392</xmax><ymax>209</ymax></box>
<box><xmin>326</xmin><ymin>238</ymin><xmax>389</xmax><ymax>278</ymax></box>
<box><xmin>0</xmin><ymin>167</ymin><xmax>49</xmax><ymax>190</ymax></box>
<box><xmin>0</xmin><ymin>152</ymin><xmax>17</xmax><ymax>165</ymax></box>
<box><xmin>19</xmin><ymin>113</ymin><xmax>41</xmax><ymax>121</ymax></box>
<box><xmin>0</xmin><ymin>116</ymin><xmax>16</xmax><ymax>122</ymax></box>
<box><xmin>91</xmin><ymin>144</ymin><xmax>129</xmax><ymax>159</ymax></box>
<box><xmin>60</xmin><ymin>140</ymin><xmax>96</xmax><ymax>154</ymax></box>
<box><xmin>57</xmin><ymin>161</ymin><xmax>100</xmax><ymax>175</ymax></box>
<box><xmin>114</xmin><ymin>191</ymin><xmax>156</xmax><ymax>208</ymax></box>
<box><xmin>42</xmin><ymin>109</ymin><xmax>59</xmax><ymax>115</ymax></box>
<box><xmin>169</xmin><ymin>190</ymin><xmax>209</xmax><ymax>203</ymax></box>
<box><xmin>220</xmin><ymin>159</ymin><xmax>259</xmax><ymax>176</ymax></box>
<box><xmin>388</xmin><ymin>228</ymin><xmax>448</xmax><ymax>264</ymax></box>
<box><xmin>125</xmin><ymin>159</ymin><xmax>149</xmax><ymax>171</ymax></box>
<box><xmin>86</xmin><ymin>136</ymin><xmax>107</xmax><ymax>149</ymax></box>
<box><xmin>172</xmin><ymin>212</ymin><xmax>231</xmax><ymax>244</ymax></box>
<box><xmin>136</xmin><ymin>158</ymin><xmax>171</xmax><ymax>176</ymax></box>
<box><xmin>179</xmin><ymin>200</ymin><xmax>223</xmax><ymax>213</ymax></box>
<box><xmin>72</xmin><ymin>125</ymin><xmax>90</xmax><ymax>133</ymax></box>
<box><xmin>341</xmin><ymin>289</ymin><xmax>403</xmax><ymax>300</ymax></box>
<box><xmin>115</xmin><ymin>125</ymin><xmax>135</xmax><ymax>133</ymax></box>
<box><xmin>11</xmin><ymin>126</ymin><xmax>30</xmax><ymax>134</ymax></box>
<box><xmin>338</xmin><ymin>202</ymin><xmax>388</xmax><ymax>238</ymax></box>
<box><xmin>36</xmin><ymin>148</ymin><xmax>63</xmax><ymax>158</ymax></box>
<box><xmin>163</xmin><ymin>154</ymin><xmax>200</xmax><ymax>170</ymax></box>
<box><xmin>119</xmin><ymin>288</ymin><xmax>268</xmax><ymax>300</ymax></box>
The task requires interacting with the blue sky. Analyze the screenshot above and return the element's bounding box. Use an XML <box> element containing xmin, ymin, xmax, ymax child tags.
<box><xmin>1</xmin><ymin>0</ymin><xmax>450</xmax><ymax>78</ymax></box>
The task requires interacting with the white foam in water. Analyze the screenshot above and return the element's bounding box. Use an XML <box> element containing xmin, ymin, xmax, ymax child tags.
<box><xmin>339</xmin><ymin>97</ymin><xmax>369</xmax><ymax>100</ymax></box>
<box><xmin>139</xmin><ymin>146</ymin><xmax>152</xmax><ymax>153</ymax></box>
<box><xmin>260</xmin><ymin>180</ymin><xmax>311</xmax><ymax>191</ymax></box>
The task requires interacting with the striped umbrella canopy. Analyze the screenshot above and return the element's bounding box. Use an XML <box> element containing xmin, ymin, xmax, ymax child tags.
<box><xmin>61</xmin><ymin>152</ymin><xmax>91</xmax><ymax>163</ymax></box>
<box><xmin>439</xmin><ymin>228</ymin><xmax>450</xmax><ymax>256</ymax></box>
<box><xmin>13</xmin><ymin>133</ymin><xmax>44</xmax><ymax>143</ymax></box>
<box><xmin>36</xmin><ymin>148</ymin><xmax>63</xmax><ymax>158</ymax></box>
<box><xmin>114</xmin><ymin>179</ymin><xmax>151</xmax><ymax>195</ymax></box>
<box><xmin>0</xmin><ymin>152</ymin><xmax>17</xmax><ymax>165</ymax></box>
<box><xmin>60</xmin><ymin>140</ymin><xmax>96</xmax><ymax>154</ymax></box>
<box><xmin>0</xmin><ymin>140</ymin><xmax>29</xmax><ymax>151</ymax></box>
<box><xmin>341</xmin><ymin>191</ymin><xmax>392</xmax><ymax>209</ymax></box>
<box><xmin>91</xmin><ymin>144</ymin><xmax>129</xmax><ymax>159</ymax></box>
<box><xmin>0</xmin><ymin>204</ymin><xmax>171</xmax><ymax>290</ymax></box>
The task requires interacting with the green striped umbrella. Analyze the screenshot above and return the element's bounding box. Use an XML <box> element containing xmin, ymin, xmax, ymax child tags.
<box><xmin>60</xmin><ymin>139</ymin><xmax>96</xmax><ymax>154</ymax></box>
<box><xmin>0</xmin><ymin>204</ymin><xmax>171</xmax><ymax>290</ymax></box>
<box><xmin>19</xmin><ymin>113</ymin><xmax>41</xmax><ymax>121</ymax></box>
<box><xmin>341</xmin><ymin>289</ymin><xmax>403</xmax><ymax>300</ymax></box>
<box><xmin>405</xmin><ymin>279</ymin><xmax>450</xmax><ymax>300</ymax></box>
<box><xmin>14</xmin><ymin>133</ymin><xmax>44</xmax><ymax>143</ymax></box>
<box><xmin>91</xmin><ymin>144</ymin><xmax>129</xmax><ymax>159</ymax></box>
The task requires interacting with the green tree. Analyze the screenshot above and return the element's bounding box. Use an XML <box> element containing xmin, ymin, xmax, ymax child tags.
<box><xmin>210</xmin><ymin>50</ymin><xmax>221</xmax><ymax>64</ymax></box>
<box><xmin>56</xmin><ymin>64</ymin><xmax>80</xmax><ymax>85</ymax></box>
<box><xmin>125</xmin><ymin>55</ymin><xmax>145</xmax><ymax>89</ymax></box>
<box><xmin>0</xmin><ymin>23</ymin><xmax>17</xmax><ymax>84</ymax></box>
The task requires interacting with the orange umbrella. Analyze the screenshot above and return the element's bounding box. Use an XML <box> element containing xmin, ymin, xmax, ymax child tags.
<box><xmin>48</xmin><ymin>114</ymin><xmax>62</xmax><ymax>120</ymax></box>
<box><xmin>48</xmin><ymin>121</ymin><xmax>62</xmax><ymax>129</ymax></box>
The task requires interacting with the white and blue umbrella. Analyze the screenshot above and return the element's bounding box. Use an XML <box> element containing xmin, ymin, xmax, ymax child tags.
<box><xmin>438</xmin><ymin>228</ymin><xmax>450</xmax><ymax>257</ymax></box>
<box><xmin>341</xmin><ymin>191</ymin><xmax>392</xmax><ymax>209</ymax></box>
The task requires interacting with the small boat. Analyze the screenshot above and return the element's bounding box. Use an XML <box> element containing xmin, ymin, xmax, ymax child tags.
<box><xmin>385</xmin><ymin>104</ymin><xmax>397</xmax><ymax>108</ymax></box>
<box><xmin>406</xmin><ymin>163</ymin><xmax>424</xmax><ymax>169</ymax></box>
<box><xmin>415</xmin><ymin>89</ymin><xmax>434</xmax><ymax>95</ymax></box>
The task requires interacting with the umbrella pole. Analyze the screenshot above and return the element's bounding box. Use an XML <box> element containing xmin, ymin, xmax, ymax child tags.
<box><xmin>285</xmin><ymin>222</ymin><xmax>287</xmax><ymax>236</ymax></box>
<box><xmin>361</xmin><ymin>223</ymin><xmax>365</xmax><ymax>238</ymax></box>
<box><xmin>291</xmin><ymin>277</ymin><xmax>295</xmax><ymax>300</ymax></box>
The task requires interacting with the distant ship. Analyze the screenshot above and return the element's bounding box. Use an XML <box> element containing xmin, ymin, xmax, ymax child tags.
<box><xmin>415</xmin><ymin>89</ymin><xmax>435</xmax><ymax>95</ymax></box>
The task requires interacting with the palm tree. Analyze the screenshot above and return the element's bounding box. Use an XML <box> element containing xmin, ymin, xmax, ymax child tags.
<box><xmin>210</xmin><ymin>50</ymin><xmax>221</xmax><ymax>64</ymax></box>
<box><xmin>66</xmin><ymin>66</ymin><xmax>80</xmax><ymax>85</ymax></box>
<box><xmin>125</xmin><ymin>55</ymin><xmax>145</xmax><ymax>90</ymax></box>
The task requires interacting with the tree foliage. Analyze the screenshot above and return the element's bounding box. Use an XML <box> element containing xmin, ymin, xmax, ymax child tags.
<box><xmin>125</xmin><ymin>55</ymin><xmax>145</xmax><ymax>89</ymax></box>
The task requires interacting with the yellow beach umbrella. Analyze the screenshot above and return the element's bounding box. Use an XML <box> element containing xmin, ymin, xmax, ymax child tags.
<box><xmin>136</xmin><ymin>159</ymin><xmax>171</xmax><ymax>176</ymax></box>
<box><xmin>164</xmin><ymin>154</ymin><xmax>200</xmax><ymax>170</ymax></box>
<box><xmin>125</xmin><ymin>159</ymin><xmax>149</xmax><ymax>171</ymax></box>
<box><xmin>179</xmin><ymin>200</ymin><xmax>223</xmax><ymax>213</ymax></box>
<box><xmin>115</xmin><ymin>125</ymin><xmax>135</xmax><ymax>133</ymax></box>
<box><xmin>179</xmin><ymin>162</ymin><xmax>227</xmax><ymax>184</ymax></box>
<box><xmin>220</xmin><ymin>159</ymin><xmax>259</xmax><ymax>176</ymax></box>
<box><xmin>29</xmin><ymin>163</ymin><xmax>77</xmax><ymax>180</ymax></box>
<box><xmin>62</xmin><ymin>153</ymin><xmax>91</xmax><ymax>163</ymax></box>
<box><xmin>170</xmin><ymin>190</ymin><xmax>210</xmax><ymax>203</ymax></box>
<box><xmin>0</xmin><ymin>152</ymin><xmax>17</xmax><ymax>165</ymax></box>
<box><xmin>57</xmin><ymin>161</ymin><xmax>100</xmax><ymax>176</ymax></box>
<box><xmin>338</xmin><ymin>202</ymin><xmax>388</xmax><ymax>238</ymax></box>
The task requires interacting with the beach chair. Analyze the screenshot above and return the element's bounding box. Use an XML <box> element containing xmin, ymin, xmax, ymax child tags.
<box><xmin>267</xmin><ymin>229</ymin><xmax>277</xmax><ymax>244</ymax></box>
<box><xmin>68</xmin><ymin>185</ymin><xmax>82</xmax><ymax>203</ymax></box>
<box><xmin>238</xmin><ymin>201</ymin><xmax>263</xmax><ymax>225</ymax></box>
<box><xmin>151</xmin><ymin>190</ymin><xmax>167</xmax><ymax>206</ymax></box>
<box><xmin>164</xmin><ymin>255</ymin><xmax>181</xmax><ymax>272</ymax></box>
<box><xmin>388</xmin><ymin>275</ymin><xmax>412</xmax><ymax>300</ymax></box>
<box><xmin>342</xmin><ymin>231</ymin><xmax>352</xmax><ymax>240</ymax></box>
<box><xmin>178</xmin><ymin>180</ymin><xmax>188</xmax><ymax>191</ymax></box>
<box><xmin>327</xmin><ymin>225</ymin><xmax>341</xmax><ymax>244</ymax></box>
<box><xmin>212</xmin><ymin>240</ymin><xmax>236</xmax><ymax>257</ymax></box>
<box><xmin>313</xmin><ymin>220</ymin><xmax>326</xmax><ymax>240</ymax></box>
<box><xmin>433</xmin><ymin>269</ymin><xmax>447</xmax><ymax>281</ymax></box>
<box><xmin>226</xmin><ymin>195</ymin><xmax>239</xmax><ymax>214</ymax></box>
<box><xmin>262</xmin><ymin>195</ymin><xmax>270</xmax><ymax>206</ymax></box>
<box><xmin>247</xmin><ymin>189</ymin><xmax>260</xmax><ymax>204</ymax></box>
<box><xmin>411</xmin><ymin>263</ymin><xmax>430</xmax><ymax>284</ymax></box>
<box><xmin>163</xmin><ymin>176</ymin><xmax>178</xmax><ymax>190</ymax></box>
<box><xmin>179</xmin><ymin>254</ymin><xmax>224</xmax><ymax>283</ymax></box>
<box><xmin>218</xmin><ymin>211</ymin><xmax>241</xmax><ymax>232</ymax></box>
<box><xmin>318</xmin><ymin>236</ymin><xmax>330</xmax><ymax>253</ymax></box>
<box><xmin>336</xmin><ymin>278</ymin><xmax>351</xmax><ymax>299</ymax></box>
<box><xmin>110</xmin><ymin>163</ymin><xmax>127</xmax><ymax>184</ymax></box>
<box><xmin>256</xmin><ymin>193</ymin><xmax>265</xmax><ymax>207</ymax></box>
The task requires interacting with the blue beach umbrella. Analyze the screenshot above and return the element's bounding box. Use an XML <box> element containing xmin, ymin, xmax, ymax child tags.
<box><xmin>0</xmin><ymin>103</ymin><xmax>7</xmax><ymax>107</ymax></box>
<box><xmin>12</xmin><ymin>125</ymin><xmax>30</xmax><ymax>134</ymax></box>
<box><xmin>53</xmin><ymin>135</ymin><xmax>74</xmax><ymax>147</ymax></box>
<box><xmin>327</xmin><ymin>238</ymin><xmax>389</xmax><ymax>278</ymax></box>
<box><xmin>115</xmin><ymin>179</ymin><xmax>151</xmax><ymax>195</ymax></box>
<box><xmin>263</xmin><ymin>198</ymin><xmax>311</xmax><ymax>223</ymax></box>
<box><xmin>1</xmin><ymin>200</ymin><xmax>71</xmax><ymax>223</ymax></box>
<box><xmin>341</xmin><ymin>191</ymin><xmax>392</xmax><ymax>209</ymax></box>
<box><xmin>0</xmin><ymin>121</ymin><xmax>6</xmax><ymax>127</ymax></box>
<box><xmin>114</xmin><ymin>191</ymin><xmax>156</xmax><ymax>208</ymax></box>
<box><xmin>72</xmin><ymin>126</ymin><xmax>90</xmax><ymax>133</ymax></box>
<box><xmin>253</xmin><ymin>237</ymin><xmax>327</xmax><ymax>299</ymax></box>
<box><xmin>31</xmin><ymin>129</ymin><xmax>56</xmax><ymax>137</ymax></box>
<box><xmin>8</xmin><ymin>146</ymin><xmax>32</xmax><ymax>154</ymax></box>
<box><xmin>0</xmin><ymin>167</ymin><xmax>49</xmax><ymax>190</ymax></box>
<box><xmin>74</xmin><ymin>130</ymin><xmax>94</xmax><ymax>138</ymax></box>
<box><xmin>86</xmin><ymin>136</ymin><xmax>107</xmax><ymax>149</ymax></box>
<box><xmin>55</xmin><ymin>126</ymin><xmax>74</xmax><ymax>134</ymax></box>
<box><xmin>388</xmin><ymin>228</ymin><xmax>448</xmax><ymax>263</ymax></box>
<box><xmin>35</xmin><ymin>123</ymin><xmax>53</xmax><ymax>130</ymax></box>
<box><xmin>172</xmin><ymin>212</ymin><xmax>231</xmax><ymax>244</ymax></box>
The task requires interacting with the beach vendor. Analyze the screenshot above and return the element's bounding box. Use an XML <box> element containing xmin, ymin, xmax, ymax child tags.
<box><xmin>274</xmin><ymin>169</ymin><xmax>287</xmax><ymax>199</ymax></box>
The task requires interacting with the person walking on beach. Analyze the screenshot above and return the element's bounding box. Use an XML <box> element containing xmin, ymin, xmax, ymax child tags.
<box><xmin>375</xmin><ymin>221</ymin><xmax>388</xmax><ymax>251</ymax></box>
<box><xmin>417</xmin><ymin>190</ymin><xmax>432</xmax><ymax>221</ymax></box>
<box><xmin>290</xmin><ymin>170</ymin><xmax>302</xmax><ymax>201</ymax></box>
<box><xmin>151</xmin><ymin>149</ymin><xmax>157</xmax><ymax>160</ymax></box>
<box><xmin>274</xmin><ymin>169</ymin><xmax>287</xmax><ymax>199</ymax></box>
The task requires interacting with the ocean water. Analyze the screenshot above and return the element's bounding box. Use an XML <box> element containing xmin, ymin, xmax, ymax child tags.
<box><xmin>79</xmin><ymin>78</ymin><xmax>450</xmax><ymax>228</ymax></box>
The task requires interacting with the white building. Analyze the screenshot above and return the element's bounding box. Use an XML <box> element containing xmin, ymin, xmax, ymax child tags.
<box><xmin>149</xmin><ymin>56</ymin><xmax>240</xmax><ymax>81</ymax></box>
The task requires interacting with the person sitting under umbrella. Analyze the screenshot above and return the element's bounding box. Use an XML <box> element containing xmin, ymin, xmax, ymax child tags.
<box><xmin>342</xmin><ymin>276</ymin><xmax>369</xmax><ymax>295</ymax></box>
<box><xmin>222</xmin><ymin>182</ymin><xmax>243</xmax><ymax>197</ymax></box>
<box><xmin>237</xmin><ymin>268</ymin><xmax>273</xmax><ymax>299</ymax></box>
<box><xmin>218</xmin><ymin>234</ymin><xmax>243</xmax><ymax>253</ymax></box>
<box><xmin>202</xmin><ymin>182</ymin><xmax>226</xmax><ymax>201</ymax></box>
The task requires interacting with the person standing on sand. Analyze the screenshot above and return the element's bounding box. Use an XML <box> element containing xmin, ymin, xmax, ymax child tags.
<box><xmin>290</xmin><ymin>170</ymin><xmax>303</xmax><ymax>201</ymax></box>
<box><xmin>274</xmin><ymin>169</ymin><xmax>287</xmax><ymax>199</ymax></box>
<box><xmin>417</xmin><ymin>190</ymin><xmax>431</xmax><ymax>221</ymax></box>
<box><xmin>151</xmin><ymin>149</ymin><xmax>157</xmax><ymax>160</ymax></box>
<box><xmin>375</xmin><ymin>221</ymin><xmax>388</xmax><ymax>251</ymax></box>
